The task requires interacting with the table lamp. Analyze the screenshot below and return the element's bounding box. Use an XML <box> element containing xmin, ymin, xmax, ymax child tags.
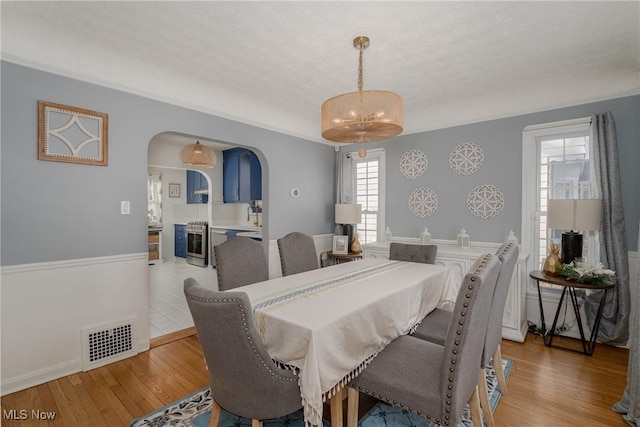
<box><xmin>335</xmin><ymin>204</ymin><xmax>362</xmax><ymax>253</ymax></box>
<box><xmin>547</xmin><ymin>199</ymin><xmax>602</xmax><ymax>265</ymax></box>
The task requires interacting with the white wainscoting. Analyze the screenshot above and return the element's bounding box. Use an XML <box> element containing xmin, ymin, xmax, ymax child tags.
<box><xmin>1</xmin><ymin>253</ymin><xmax>150</xmax><ymax>395</ymax></box>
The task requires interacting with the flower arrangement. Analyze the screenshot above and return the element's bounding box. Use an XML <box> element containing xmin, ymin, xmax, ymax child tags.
<box><xmin>556</xmin><ymin>261</ymin><xmax>616</xmax><ymax>286</ymax></box>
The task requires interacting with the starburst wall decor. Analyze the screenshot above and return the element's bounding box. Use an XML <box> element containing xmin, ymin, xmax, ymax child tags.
<box><xmin>38</xmin><ymin>100</ymin><xmax>108</xmax><ymax>166</ymax></box>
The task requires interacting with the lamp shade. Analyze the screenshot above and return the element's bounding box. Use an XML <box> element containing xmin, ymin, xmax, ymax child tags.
<box><xmin>547</xmin><ymin>199</ymin><xmax>602</xmax><ymax>231</ymax></box>
<box><xmin>335</xmin><ymin>204</ymin><xmax>362</xmax><ymax>224</ymax></box>
<box><xmin>179</xmin><ymin>141</ymin><xmax>217</xmax><ymax>168</ymax></box>
<box><xmin>321</xmin><ymin>90</ymin><xmax>403</xmax><ymax>143</ymax></box>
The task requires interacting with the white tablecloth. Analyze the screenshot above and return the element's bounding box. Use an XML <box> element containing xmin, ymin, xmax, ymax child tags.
<box><xmin>235</xmin><ymin>258</ymin><xmax>456</xmax><ymax>426</ymax></box>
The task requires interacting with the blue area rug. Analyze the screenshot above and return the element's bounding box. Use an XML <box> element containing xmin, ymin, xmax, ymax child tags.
<box><xmin>129</xmin><ymin>359</ymin><xmax>512</xmax><ymax>427</ymax></box>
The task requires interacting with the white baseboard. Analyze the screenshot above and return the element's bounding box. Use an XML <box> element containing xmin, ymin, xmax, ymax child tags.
<box><xmin>1</xmin><ymin>360</ymin><xmax>81</xmax><ymax>396</ymax></box>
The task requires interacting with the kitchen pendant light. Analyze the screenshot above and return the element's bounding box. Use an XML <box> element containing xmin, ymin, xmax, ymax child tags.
<box><xmin>179</xmin><ymin>140</ymin><xmax>217</xmax><ymax>168</ymax></box>
<box><xmin>321</xmin><ymin>36</ymin><xmax>403</xmax><ymax>157</ymax></box>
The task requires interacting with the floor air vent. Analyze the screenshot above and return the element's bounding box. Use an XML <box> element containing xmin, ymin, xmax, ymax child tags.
<box><xmin>82</xmin><ymin>318</ymin><xmax>137</xmax><ymax>371</ymax></box>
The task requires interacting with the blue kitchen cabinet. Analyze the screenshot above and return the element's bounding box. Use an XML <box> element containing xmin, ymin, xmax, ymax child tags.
<box><xmin>174</xmin><ymin>224</ymin><xmax>187</xmax><ymax>258</ymax></box>
<box><xmin>249</xmin><ymin>153</ymin><xmax>262</xmax><ymax>201</ymax></box>
<box><xmin>186</xmin><ymin>170</ymin><xmax>208</xmax><ymax>204</ymax></box>
<box><xmin>226</xmin><ymin>229</ymin><xmax>240</xmax><ymax>239</ymax></box>
<box><xmin>223</xmin><ymin>148</ymin><xmax>262</xmax><ymax>203</ymax></box>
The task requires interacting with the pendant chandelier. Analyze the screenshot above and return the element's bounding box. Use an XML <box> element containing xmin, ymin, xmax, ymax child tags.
<box><xmin>321</xmin><ymin>36</ymin><xmax>403</xmax><ymax>157</ymax></box>
<box><xmin>179</xmin><ymin>140</ymin><xmax>217</xmax><ymax>168</ymax></box>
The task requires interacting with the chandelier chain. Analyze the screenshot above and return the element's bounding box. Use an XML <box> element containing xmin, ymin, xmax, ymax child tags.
<box><xmin>358</xmin><ymin>48</ymin><xmax>364</xmax><ymax>92</ymax></box>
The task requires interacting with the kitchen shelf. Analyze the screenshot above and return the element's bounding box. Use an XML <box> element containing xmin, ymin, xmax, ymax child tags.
<box><xmin>148</xmin><ymin>229</ymin><xmax>162</xmax><ymax>265</ymax></box>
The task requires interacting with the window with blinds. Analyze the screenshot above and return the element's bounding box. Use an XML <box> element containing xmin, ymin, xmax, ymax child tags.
<box><xmin>353</xmin><ymin>149</ymin><xmax>386</xmax><ymax>244</ymax></box>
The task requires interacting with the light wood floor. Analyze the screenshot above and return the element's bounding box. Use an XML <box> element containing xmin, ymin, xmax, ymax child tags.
<box><xmin>1</xmin><ymin>331</ymin><xmax>630</xmax><ymax>426</ymax></box>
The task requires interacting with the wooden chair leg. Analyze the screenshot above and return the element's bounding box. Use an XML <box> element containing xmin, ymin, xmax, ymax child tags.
<box><xmin>478</xmin><ymin>369</ymin><xmax>495</xmax><ymax>427</ymax></box>
<box><xmin>468</xmin><ymin>385</ymin><xmax>483</xmax><ymax>427</ymax></box>
<box><xmin>251</xmin><ymin>420</ymin><xmax>263</xmax><ymax>427</ymax></box>
<box><xmin>330</xmin><ymin>389</ymin><xmax>344</xmax><ymax>427</ymax></box>
<box><xmin>347</xmin><ymin>387</ymin><xmax>360</xmax><ymax>427</ymax></box>
<box><xmin>493</xmin><ymin>345</ymin><xmax>508</xmax><ymax>395</ymax></box>
<box><xmin>209</xmin><ymin>399</ymin><xmax>222</xmax><ymax>427</ymax></box>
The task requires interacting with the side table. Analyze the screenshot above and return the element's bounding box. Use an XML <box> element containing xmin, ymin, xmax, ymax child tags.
<box><xmin>327</xmin><ymin>252</ymin><xmax>363</xmax><ymax>264</ymax></box>
<box><xmin>529</xmin><ymin>270</ymin><xmax>614</xmax><ymax>356</ymax></box>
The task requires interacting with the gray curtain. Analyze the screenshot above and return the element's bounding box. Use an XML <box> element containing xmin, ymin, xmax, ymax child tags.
<box><xmin>584</xmin><ymin>111</ymin><xmax>630</xmax><ymax>344</ymax></box>
<box><xmin>612</xmin><ymin>223</ymin><xmax>639</xmax><ymax>425</ymax></box>
<box><xmin>336</xmin><ymin>151</ymin><xmax>354</xmax><ymax>204</ymax></box>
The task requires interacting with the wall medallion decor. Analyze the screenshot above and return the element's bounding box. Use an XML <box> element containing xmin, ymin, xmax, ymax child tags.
<box><xmin>399</xmin><ymin>149</ymin><xmax>428</xmax><ymax>179</ymax></box>
<box><xmin>38</xmin><ymin>100</ymin><xmax>108</xmax><ymax>166</ymax></box>
<box><xmin>449</xmin><ymin>142</ymin><xmax>484</xmax><ymax>175</ymax></box>
<box><xmin>466</xmin><ymin>184</ymin><xmax>504</xmax><ymax>218</ymax></box>
<box><xmin>408</xmin><ymin>186</ymin><xmax>438</xmax><ymax>218</ymax></box>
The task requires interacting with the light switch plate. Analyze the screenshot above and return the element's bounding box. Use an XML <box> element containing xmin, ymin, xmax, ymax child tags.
<box><xmin>121</xmin><ymin>201</ymin><xmax>130</xmax><ymax>215</ymax></box>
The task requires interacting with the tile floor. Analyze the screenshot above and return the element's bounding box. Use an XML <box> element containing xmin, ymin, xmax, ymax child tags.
<box><xmin>149</xmin><ymin>258</ymin><xmax>218</xmax><ymax>338</ymax></box>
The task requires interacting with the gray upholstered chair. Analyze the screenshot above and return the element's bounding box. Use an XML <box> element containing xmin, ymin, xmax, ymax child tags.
<box><xmin>388</xmin><ymin>243</ymin><xmax>438</xmax><ymax>264</ymax></box>
<box><xmin>214</xmin><ymin>237</ymin><xmax>269</xmax><ymax>291</ymax></box>
<box><xmin>411</xmin><ymin>242</ymin><xmax>519</xmax><ymax>427</ymax></box>
<box><xmin>184</xmin><ymin>278</ymin><xmax>302</xmax><ymax>427</ymax></box>
<box><xmin>346</xmin><ymin>253</ymin><xmax>502</xmax><ymax>427</ymax></box>
<box><xmin>277</xmin><ymin>232</ymin><xmax>318</xmax><ymax>276</ymax></box>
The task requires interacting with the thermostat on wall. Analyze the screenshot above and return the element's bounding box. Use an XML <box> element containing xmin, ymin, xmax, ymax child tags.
<box><xmin>289</xmin><ymin>188</ymin><xmax>300</xmax><ymax>198</ymax></box>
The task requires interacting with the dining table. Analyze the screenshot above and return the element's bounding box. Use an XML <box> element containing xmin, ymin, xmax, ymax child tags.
<box><xmin>232</xmin><ymin>257</ymin><xmax>457</xmax><ymax>426</ymax></box>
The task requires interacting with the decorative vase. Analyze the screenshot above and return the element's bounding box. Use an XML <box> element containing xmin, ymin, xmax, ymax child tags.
<box><xmin>351</xmin><ymin>232</ymin><xmax>362</xmax><ymax>254</ymax></box>
<box><xmin>543</xmin><ymin>243</ymin><xmax>562</xmax><ymax>275</ymax></box>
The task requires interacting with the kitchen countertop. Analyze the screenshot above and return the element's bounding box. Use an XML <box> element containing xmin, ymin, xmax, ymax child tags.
<box><xmin>210</xmin><ymin>225</ymin><xmax>261</xmax><ymax>232</ymax></box>
<box><xmin>235</xmin><ymin>231</ymin><xmax>262</xmax><ymax>240</ymax></box>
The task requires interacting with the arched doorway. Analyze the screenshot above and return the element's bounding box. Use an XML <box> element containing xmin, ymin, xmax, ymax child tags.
<box><xmin>147</xmin><ymin>132</ymin><xmax>265</xmax><ymax>340</ymax></box>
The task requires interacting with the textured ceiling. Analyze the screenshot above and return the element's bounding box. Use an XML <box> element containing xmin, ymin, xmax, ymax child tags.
<box><xmin>2</xmin><ymin>1</ymin><xmax>639</xmax><ymax>145</ymax></box>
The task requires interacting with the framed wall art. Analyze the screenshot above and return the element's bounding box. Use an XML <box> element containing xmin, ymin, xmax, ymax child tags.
<box><xmin>332</xmin><ymin>235</ymin><xmax>349</xmax><ymax>255</ymax></box>
<box><xmin>169</xmin><ymin>183</ymin><xmax>181</xmax><ymax>198</ymax></box>
<box><xmin>38</xmin><ymin>100</ymin><xmax>109</xmax><ymax>166</ymax></box>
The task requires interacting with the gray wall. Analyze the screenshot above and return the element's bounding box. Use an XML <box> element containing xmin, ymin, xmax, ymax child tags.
<box><xmin>1</xmin><ymin>61</ymin><xmax>335</xmax><ymax>266</ymax></box>
<box><xmin>3</xmin><ymin>60</ymin><xmax>638</xmax><ymax>267</ymax></box>
<box><xmin>345</xmin><ymin>95</ymin><xmax>639</xmax><ymax>248</ymax></box>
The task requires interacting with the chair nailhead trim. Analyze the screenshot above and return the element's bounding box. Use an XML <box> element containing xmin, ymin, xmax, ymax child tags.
<box><xmin>350</xmin><ymin>254</ymin><xmax>499</xmax><ymax>427</ymax></box>
<box><xmin>186</xmin><ymin>295</ymin><xmax>297</xmax><ymax>383</ymax></box>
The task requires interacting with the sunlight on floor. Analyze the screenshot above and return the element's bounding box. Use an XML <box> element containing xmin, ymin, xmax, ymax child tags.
<box><xmin>149</xmin><ymin>259</ymin><xmax>218</xmax><ymax>338</ymax></box>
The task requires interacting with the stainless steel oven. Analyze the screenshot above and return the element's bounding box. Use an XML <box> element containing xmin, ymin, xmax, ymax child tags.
<box><xmin>186</xmin><ymin>221</ymin><xmax>208</xmax><ymax>267</ymax></box>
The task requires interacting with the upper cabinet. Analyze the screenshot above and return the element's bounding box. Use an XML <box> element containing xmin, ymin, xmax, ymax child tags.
<box><xmin>223</xmin><ymin>148</ymin><xmax>262</xmax><ymax>203</ymax></box>
<box><xmin>186</xmin><ymin>170</ymin><xmax>208</xmax><ymax>204</ymax></box>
